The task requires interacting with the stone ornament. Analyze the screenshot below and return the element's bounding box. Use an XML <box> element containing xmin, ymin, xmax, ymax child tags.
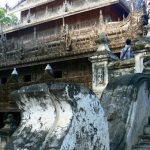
<box><xmin>94</xmin><ymin>65</ymin><xmax>104</xmax><ymax>86</ymax></box>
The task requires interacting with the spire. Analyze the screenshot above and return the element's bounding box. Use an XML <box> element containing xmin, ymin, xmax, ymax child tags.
<box><xmin>33</xmin><ymin>27</ymin><xmax>36</xmax><ymax>40</ymax></box>
<box><xmin>10</xmin><ymin>68</ymin><xmax>19</xmax><ymax>82</ymax></box>
<box><xmin>62</xmin><ymin>15</ymin><xmax>65</xmax><ymax>27</ymax></box>
<box><xmin>11</xmin><ymin>68</ymin><xmax>18</xmax><ymax>76</ymax></box>
<box><xmin>123</xmin><ymin>14</ymin><xmax>125</xmax><ymax>21</ymax></box>
<box><xmin>64</xmin><ymin>0</ymin><xmax>68</xmax><ymax>12</ymax></box>
<box><xmin>99</xmin><ymin>10</ymin><xmax>104</xmax><ymax>23</ymax></box>
<box><xmin>99</xmin><ymin>10</ymin><xmax>105</xmax><ymax>32</ymax></box>
<box><xmin>27</xmin><ymin>9</ymin><xmax>31</xmax><ymax>23</ymax></box>
<box><xmin>45</xmin><ymin>64</ymin><xmax>53</xmax><ymax>75</ymax></box>
<box><xmin>130</xmin><ymin>0</ymin><xmax>134</xmax><ymax>12</ymax></box>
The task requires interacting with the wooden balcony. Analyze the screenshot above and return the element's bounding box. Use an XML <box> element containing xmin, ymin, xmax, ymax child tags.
<box><xmin>0</xmin><ymin>26</ymin><xmax>97</xmax><ymax>69</ymax></box>
<box><xmin>0</xmin><ymin>10</ymin><xmax>144</xmax><ymax>68</ymax></box>
<box><xmin>4</xmin><ymin>0</ymin><xmax>130</xmax><ymax>33</ymax></box>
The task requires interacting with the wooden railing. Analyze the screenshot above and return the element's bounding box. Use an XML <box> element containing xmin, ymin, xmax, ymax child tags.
<box><xmin>0</xmin><ymin>10</ymin><xmax>144</xmax><ymax>64</ymax></box>
<box><xmin>3</xmin><ymin>0</ymin><xmax>130</xmax><ymax>32</ymax></box>
<box><xmin>0</xmin><ymin>26</ymin><xmax>97</xmax><ymax>64</ymax></box>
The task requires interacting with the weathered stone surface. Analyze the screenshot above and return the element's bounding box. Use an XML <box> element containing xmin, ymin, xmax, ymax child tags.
<box><xmin>133</xmin><ymin>145</ymin><xmax>150</xmax><ymax>150</ymax></box>
<box><xmin>133</xmin><ymin>124</ymin><xmax>150</xmax><ymax>150</ymax></box>
<box><xmin>5</xmin><ymin>83</ymin><xmax>109</xmax><ymax>150</ymax></box>
<box><xmin>101</xmin><ymin>74</ymin><xmax>150</xmax><ymax>150</ymax></box>
<box><xmin>144</xmin><ymin>126</ymin><xmax>150</xmax><ymax>135</ymax></box>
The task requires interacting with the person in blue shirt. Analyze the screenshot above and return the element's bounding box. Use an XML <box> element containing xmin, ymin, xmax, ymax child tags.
<box><xmin>120</xmin><ymin>39</ymin><xmax>134</xmax><ymax>60</ymax></box>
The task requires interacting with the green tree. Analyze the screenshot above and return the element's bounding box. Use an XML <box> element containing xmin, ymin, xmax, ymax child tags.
<box><xmin>0</xmin><ymin>8</ymin><xmax>18</xmax><ymax>25</ymax></box>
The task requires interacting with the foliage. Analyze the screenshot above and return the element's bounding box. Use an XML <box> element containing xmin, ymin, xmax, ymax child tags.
<box><xmin>0</xmin><ymin>7</ymin><xmax>18</xmax><ymax>25</ymax></box>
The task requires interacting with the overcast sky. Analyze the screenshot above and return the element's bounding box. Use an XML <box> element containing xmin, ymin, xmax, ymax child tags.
<box><xmin>0</xmin><ymin>0</ymin><xmax>20</xmax><ymax>8</ymax></box>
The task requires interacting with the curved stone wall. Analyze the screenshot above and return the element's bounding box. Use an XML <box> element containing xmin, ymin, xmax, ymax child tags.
<box><xmin>5</xmin><ymin>83</ymin><xmax>109</xmax><ymax>150</ymax></box>
<box><xmin>101</xmin><ymin>73</ymin><xmax>150</xmax><ymax>150</ymax></box>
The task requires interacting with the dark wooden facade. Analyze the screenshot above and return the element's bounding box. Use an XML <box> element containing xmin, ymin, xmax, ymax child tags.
<box><xmin>0</xmin><ymin>0</ymin><xmax>129</xmax><ymax>115</ymax></box>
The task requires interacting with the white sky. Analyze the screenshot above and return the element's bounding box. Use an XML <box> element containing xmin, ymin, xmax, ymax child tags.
<box><xmin>0</xmin><ymin>0</ymin><xmax>20</xmax><ymax>8</ymax></box>
<box><xmin>0</xmin><ymin>0</ymin><xmax>22</xmax><ymax>19</ymax></box>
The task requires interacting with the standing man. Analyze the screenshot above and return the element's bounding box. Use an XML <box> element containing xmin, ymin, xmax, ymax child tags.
<box><xmin>120</xmin><ymin>39</ymin><xmax>134</xmax><ymax>60</ymax></box>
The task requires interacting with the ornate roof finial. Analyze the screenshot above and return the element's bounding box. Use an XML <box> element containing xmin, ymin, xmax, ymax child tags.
<box><xmin>99</xmin><ymin>10</ymin><xmax>104</xmax><ymax>23</ymax></box>
<box><xmin>46</xmin><ymin>6</ymin><xmax>48</xmax><ymax>14</ymax></box>
<box><xmin>11</xmin><ymin>68</ymin><xmax>18</xmax><ymax>76</ymax></box>
<box><xmin>33</xmin><ymin>27</ymin><xmax>36</xmax><ymax>39</ymax></box>
<box><xmin>45</xmin><ymin>64</ymin><xmax>53</xmax><ymax>75</ymax></box>
<box><xmin>11</xmin><ymin>68</ymin><xmax>19</xmax><ymax>82</ymax></box>
<box><xmin>64</xmin><ymin>0</ymin><xmax>68</xmax><ymax>12</ymax></box>
<box><xmin>123</xmin><ymin>14</ymin><xmax>125</xmax><ymax>21</ymax></box>
<box><xmin>62</xmin><ymin>15</ymin><xmax>65</xmax><ymax>27</ymax></box>
<box><xmin>27</xmin><ymin>9</ymin><xmax>31</xmax><ymax>23</ymax></box>
<box><xmin>130</xmin><ymin>0</ymin><xmax>134</xmax><ymax>12</ymax></box>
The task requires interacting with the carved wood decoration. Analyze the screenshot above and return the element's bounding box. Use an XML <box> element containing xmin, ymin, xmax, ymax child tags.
<box><xmin>0</xmin><ymin>10</ymin><xmax>144</xmax><ymax>66</ymax></box>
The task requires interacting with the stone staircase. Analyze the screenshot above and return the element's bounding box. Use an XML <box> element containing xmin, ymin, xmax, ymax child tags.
<box><xmin>133</xmin><ymin>120</ymin><xmax>150</xmax><ymax>150</ymax></box>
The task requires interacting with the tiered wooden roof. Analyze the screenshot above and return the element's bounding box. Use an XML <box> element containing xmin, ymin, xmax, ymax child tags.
<box><xmin>0</xmin><ymin>9</ymin><xmax>144</xmax><ymax>70</ymax></box>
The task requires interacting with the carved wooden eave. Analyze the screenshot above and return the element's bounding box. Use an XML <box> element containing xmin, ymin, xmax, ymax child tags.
<box><xmin>0</xmin><ymin>47</ymin><xmax>97</xmax><ymax>70</ymax></box>
<box><xmin>70</xmin><ymin>10</ymin><xmax>143</xmax><ymax>52</ymax></box>
<box><xmin>0</xmin><ymin>10</ymin><xmax>144</xmax><ymax>70</ymax></box>
<box><xmin>106</xmin><ymin>10</ymin><xmax>144</xmax><ymax>52</ymax></box>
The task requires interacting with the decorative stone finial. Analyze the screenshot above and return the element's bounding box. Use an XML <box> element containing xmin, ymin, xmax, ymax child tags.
<box><xmin>45</xmin><ymin>64</ymin><xmax>53</xmax><ymax>75</ymax></box>
<box><xmin>94</xmin><ymin>32</ymin><xmax>119</xmax><ymax>60</ymax></box>
<box><xmin>11</xmin><ymin>68</ymin><xmax>18</xmax><ymax>76</ymax></box>
<box><xmin>96</xmin><ymin>32</ymin><xmax>108</xmax><ymax>45</ymax></box>
<box><xmin>11</xmin><ymin>68</ymin><xmax>18</xmax><ymax>82</ymax></box>
<box><xmin>96</xmin><ymin>32</ymin><xmax>110</xmax><ymax>51</ymax></box>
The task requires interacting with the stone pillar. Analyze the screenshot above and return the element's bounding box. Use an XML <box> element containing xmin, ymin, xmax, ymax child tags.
<box><xmin>134</xmin><ymin>50</ymin><xmax>146</xmax><ymax>73</ymax></box>
<box><xmin>89</xmin><ymin>33</ymin><xmax>117</xmax><ymax>98</ymax></box>
<box><xmin>89</xmin><ymin>53</ymin><xmax>109</xmax><ymax>98</ymax></box>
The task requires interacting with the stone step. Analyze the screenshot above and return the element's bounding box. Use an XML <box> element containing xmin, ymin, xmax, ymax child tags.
<box><xmin>144</xmin><ymin>126</ymin><xmax>150</xmax><ymax>135</ymax></box>
<box><xmin>133</xmin><ymin>144</ymin><xmax>150</xmax><ymax>150</ymax></box>
<box><xmin>138</xmin><ymin>140</ymin><xmax>150</xmax><ymax>145</ymax></box>
<box><xmin>139</xmin><ymin>134</ymin><xmax>150</xmax><ymax>140</ymax></box>
<box><xmin>138</xmin><ymin>134</ymin><xmax>150</xmax><ymax>145</ymax></box>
